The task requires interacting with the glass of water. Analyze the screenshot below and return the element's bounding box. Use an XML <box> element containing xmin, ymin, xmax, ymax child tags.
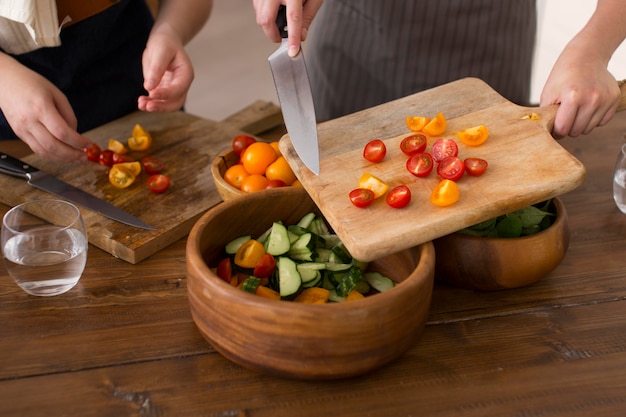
<box><xmin>2</xmin><ymin>199</ymin><xmax>87</xmax><ymax>296</ymax></box>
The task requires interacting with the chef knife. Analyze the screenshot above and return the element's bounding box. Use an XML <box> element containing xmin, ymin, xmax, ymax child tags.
<box><xmin>0</xmin><ymin>152</ymin><xmax>156</xmax><ymax>230</ymax></box>
<box><xmin>268</xmin><ymin>5</ymin><xmax>320</xmax><ymax>175</ymax></box>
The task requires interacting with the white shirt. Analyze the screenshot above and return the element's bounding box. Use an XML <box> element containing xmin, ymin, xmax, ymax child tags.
<box><xmin>0</xmin><ymin>0</ymin><xmax>64</xmax><ymax>54</ymax></box>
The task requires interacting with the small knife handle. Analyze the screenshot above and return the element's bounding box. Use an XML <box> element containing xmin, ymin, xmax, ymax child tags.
<box><xmin>276</xmin><ymin>5</ymin><xmax>288</xmax><ymax>39</ymax></box>
<box><xmin>0</xmin><ymin>152</ymin><xmax>39</xmax><ymax>179</ymax></box>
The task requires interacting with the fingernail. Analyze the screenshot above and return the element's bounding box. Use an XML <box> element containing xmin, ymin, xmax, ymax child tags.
<box><xmin>288</xmin><ymin>45</ymin><xmax>299</xmax><ymax>58</ymax></box>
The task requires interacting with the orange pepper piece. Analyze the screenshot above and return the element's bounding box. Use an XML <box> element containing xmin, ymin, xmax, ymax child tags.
<box><xmin>293</xmin><ymin>287</ymin><xmax>330</xmax><ymax>304</ymax></box>
<box><xmin>255</xmin><ymin>285</ymin><xmax>281</xmax><ymax>300</ymax></box>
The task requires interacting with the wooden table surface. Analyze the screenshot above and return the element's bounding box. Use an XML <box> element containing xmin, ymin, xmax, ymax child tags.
<box><xmin>2</xmin><ymin>108</ymin><xmax>626</xmax><ymax>417</ymax></box>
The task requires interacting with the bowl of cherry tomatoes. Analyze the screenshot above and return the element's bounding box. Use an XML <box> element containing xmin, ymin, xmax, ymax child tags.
<box><xmin>212</xmin><ymin>134</ymin><xmax>300</xmax><ymax>202</ymax></box>
<box><xmin>186</xmin><ymin>186</ymin><xmax>436</xmax><ymax>380</ymax></box>
<box><xmin>433</xmin><ymin>198</ymin><xmax>569</xmax><ymax>290</ymax></box>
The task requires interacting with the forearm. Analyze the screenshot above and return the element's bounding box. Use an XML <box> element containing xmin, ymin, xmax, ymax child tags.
<box><xmin>152</xmin><ymin>0</ymin><xmax>212</xmax><ymax>45</ymax></box>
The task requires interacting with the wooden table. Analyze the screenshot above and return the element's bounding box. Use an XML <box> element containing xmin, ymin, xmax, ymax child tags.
<box><xmin>2</xmin><ymin>107</ymin><xmax>626</xmax><ymax>417</ymax></box>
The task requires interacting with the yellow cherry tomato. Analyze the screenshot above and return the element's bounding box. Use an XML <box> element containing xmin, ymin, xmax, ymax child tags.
<box><xmin>108</xmin><ymin>163</ymin><xmax>138</xmax><ymax>188</ymax></box>
<box><xmin>114</xmin><ymin>161</ymin><xmax>141</xmax><ymax>176</ymax></box>
<box><xmin>358</xmin><ymin>172</ymin><xmax>389</xmax><ymax>199</ymax></box>
<box><xmin>108</xmin><ymin>138</ymin><xmax>127</xmax><ymax>154</ymax></box>
<box><xmin>269</xmin><ymin>141</ymin><xmax>282</xmax><ymax>157</ymax></box>
<box><xmin>405</xmin><ymin>116</ymin><xmax>431</xmax><ymax>132</ymax></box>
<box><xmin>422</xmin><ymin>112</ymin><xmax>447</xmax><ymax>136</ymax></box>
<box><xmin>240</xmin><ymin>174</ymin><xmax>269</xmax><ymax>193</ymax></box>
<box><xmin>241</xmin><ymin>142</ymin><xmax>278</xmax><ymax>175</ymax></box>
<box><xmin>234</xmin><ymin>239</ymin><xmax>265</xmax><ymax>268</ymax></box>
<box><xmin>223</xmin><ymin>164</ymin><xmax>250</xmax><ymax>189</ymax></box>
<box><xmin>430</xmin><ymin>179</ymin><xmax>460</xmax><ymax>207</ymax></box>
<box><xmin>265</xmin><ymin>156</ymin><xmax>297</xmax><ymax>185</ymax></box>
<box><xmin>457</xmin><ymin>125</ymin><xmax>489</xmax><ymax>146</ymax></box>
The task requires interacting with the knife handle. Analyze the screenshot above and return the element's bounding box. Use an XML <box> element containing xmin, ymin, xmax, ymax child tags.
<box><xmin>276</xmin><ymin>5</ymin><xmax>288</xmax><ymax>39</ymax></box>
<box><xmin>0</xmin><ymin>152</ymin><xmax>39</xmax><ymax>179</ymax></box>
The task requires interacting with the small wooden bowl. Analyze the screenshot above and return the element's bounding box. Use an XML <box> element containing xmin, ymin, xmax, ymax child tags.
<box><xmin>211</xmin><ymin>148</ymin><xmax>244</xmax><ymax>201</ymax></box>
<box><xmin>433</xmin><ymin>198</ymin><xmax>569</xmax><ymax>290</ymax></box>
<box><xmin>186</xmin><ymin>187</ymin><xmax>435</xmax><ymax>379</ymax></box>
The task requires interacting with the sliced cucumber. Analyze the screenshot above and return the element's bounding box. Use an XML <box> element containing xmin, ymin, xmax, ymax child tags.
<box><xmin>296</xmin><ymin>212</ymin><xmax>316</xmax><ymax>229</ymax></box>
<box><xmin>241</xmin><ymin>277</ymin><xmax>261</xmax><ymax>294</ymax></box>
<box><xmin>277</xmin><ymin>257</ymin><xmax>302</xmax><ymax>297</ymax></box>
<box><xmin>288</xmin><ymin>233</ymin><xmax>315</xmax><ymax>261</ymax></box>
<box><xmin>302</xmin><ymin>273</ymin><xmax>322</xmax><ymax>288</ymax></box>
<box><xmin>364</xmin><ymin>272</ymin><xmax>395</xmax><ymax>293</ymax></box>
<box><xmin>328</xmin><ymin>289</ymin><xmax>346</xmax><ymax>303</ymax></box>
<box><xmin>336</xmin><ymin>266</ymin><xmax>362</xmax><ymax>297</ymax></box>
<box><xmin>308</xmin><ymin>217</ymin><xmax>330</xmax><ymax>235</ymax></box>
<box><xmin>265</xmin><ymin>222</ymin><xmax>290</xmax><ymax>256</ymax></box>
<box><xmin>297</xmin><ymin>262</ymin><xmax>327</xmax><ymax>283</ymax></box>
<box><xmin>331</xmin><ymin>242</ymin><xmax>353</xmax><ymax>264</ymax></box>
<box><xmin>314</xmin><ymin>247</ymin><xmax>332</xmax><ymax>262</ymax></box>
<box><xmin>225</xmin><ymin>235</ymin><xmax>251</xmax><ymax>255</ymax></box>
<box><xmin>325</xmin><ymin>262</ymin><xmax>352</xmax><ymax>272</ymax></box>
<box><xmin>288</xmin><ymin>224</ymin><xmax>309</xmax><ymax>236</ymax></box>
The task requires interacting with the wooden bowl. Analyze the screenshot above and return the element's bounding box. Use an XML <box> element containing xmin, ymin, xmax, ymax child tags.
<box><xmin>186</xmin><ymin>187</ymin><xmax>435</xmax><ymax>379</ymax></box>
<box><xmin>211</xmin><ymin>148</ymin><xmax>244</xmax><ymax>201</ymax></box>
<box><xmin>433</xmin><ymin>198</ymin><xmax>569</xmax><ymax>290</ymax></box>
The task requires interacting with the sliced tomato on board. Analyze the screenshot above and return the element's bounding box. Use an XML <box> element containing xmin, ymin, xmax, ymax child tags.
<box><xmin>431</xmin><ymin>138</ymin><xmax>459</xmax><ymax>163</ymax></box>
<box><xmin>386</xmin><ymin>185</ymin><xmax>411</xmax><ymax>209</ymax></box>
<box><xmin>457</xmin><ymin>125</ymin><xmax>489</xmax><ymax>146</ymax></box>
<box><xmin>422</xmin><ymin>112</ymin><xmax>447</xmax><ymax>136</ymax></box>
<box><xmin>430</xmin><ymin>179</ymin><xmax>460</xmax><ymax>207</ymax></box>
<box><xmin>141</xmin><ymin>156</ymin><xmax>164</xmax><ymax>174</ymax></box>
<box><xmin>400</xmin><ymin>134</ymin><xmax>427</xmax><ymax>156</ymax></box>
<box><xmin>437</xmin><ymin>156</ymin><xmax>465</xmax><ymax>181</ymax></box>
<box><xmin>363</xmin><ymin>139</ymin><xmax>387</xmax><ymax>163</ymax></box>
<box><xmin>349</xmin><ymin>188</ymin><xmax>376</xmax><ymax>208</ymax></box>
<box><xmin>406</xmin><ymin>152</ymin><xmax>434</xmax><ymax>177</ymax></box>
<box><xmin>147</xmin><ymin>174</ymin><xmax>170</xmax><ymax>193</ymax></box>
<box><xmin>464</xmin><ymin>158</ymin><xmax>489</xmax><ymax>177</ymax></box>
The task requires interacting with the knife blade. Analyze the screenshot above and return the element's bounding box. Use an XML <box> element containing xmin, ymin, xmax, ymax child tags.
<box><xmin>0</xmin><ymin>152</ymin><xmax>156</xmax><ymax>230</ymax></box>
<box><xmin>268</xmin><ymin>5</ymin><xmax>320</xmax><ymax>175</ymax></box>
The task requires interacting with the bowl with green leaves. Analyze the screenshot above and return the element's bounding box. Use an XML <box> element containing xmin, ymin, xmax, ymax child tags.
<box><xmin>433</xmin><ymin>198</ymin><xmax>569</xmax><ymax>290</ymax></box>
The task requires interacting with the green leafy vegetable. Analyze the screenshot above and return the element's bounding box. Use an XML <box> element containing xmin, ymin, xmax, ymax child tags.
<box><xmin>459</xmin><ymin>200</ymin><xmax>555</xmax><ymax>238</ymax></box>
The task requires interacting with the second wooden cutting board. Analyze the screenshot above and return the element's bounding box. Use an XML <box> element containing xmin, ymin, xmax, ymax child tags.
<box><xmin>280</xmin><ymin>78</ymin><xmax>590</xmax><ymax>262</ymax></box>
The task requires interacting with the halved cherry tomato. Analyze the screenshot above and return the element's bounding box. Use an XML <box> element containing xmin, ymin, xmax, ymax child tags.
<box><xmin>405</xmin><ymin>116</ymin><xmax>431</xmax><ymax>132</ymax></box>
<box><xmin>265</xmin><ymin>179</ymin><xmax>287</xmax><ymax>189</ymax></box>
<box><xmin>141</xmin><ymin>156</ymin><xmax>164</xmax><ymax>175</ymax></box>
<box><xmin>363</xmin><ymin>139</ymin><xmax>387</xmax><ymax>163</ymax></box>
<box><xmin>464</xmin><ymin>157</ymin><xmax>488</xmax><ymax>177</ymax></box>
<box><xmin>114</xmin><ymin>161</ymin><xmax>141</xmax><ymax>176</ymax></box>
<box><xmin>240</xmin><ymin>174</ymin><xmax>269</xmax><ymax>193</ymax></box>
<box><xmin>99</xmin><ymin>150</ymin><xmax>115</xmax><ymax>167</ymax></box>
<box><xmin>422</xmin><ymin>112</ymin><xmax>447</xmax><ymax>136</ymax></box>
<box><xmin>357</xmin><ymin>172</ymin><xmax>389</xmax><ymax>198</ymax></box>
<box><xmin>265</xmin><ymin>156</ymin><xmax>296</xmax><ymax>185</ymax></box>
<box><xmin>349</xmin><ymin>188</ymin><xmax>375</xmax><ymax>208</ymax></box>
<box><xmin>147</xmin><ymin>174</ymin><xmax>170</xmax><ymax>193</ymax></box>
<box><xmin>437</xmin><ymin>156</ymin><xmax>465</xmax><ymax>181</ymax></box>
<box><xmin>386</xmin><ymin>185</ymin><xmax>411</xmax><ymax>208</ymax></box>
<box><xmin>112</xmin><ymin>152</ymin><xmax>134</xmax><ymax>164</ymax></box>
<box><xmin>241</xmin><ymin>142</ymin><xmax>277</xmax><ymax>175</ymax></box>
<box><xmin>234</xmin><ymin>239</ymin><xmax>265</xmax><ymax>268</ymax></box>
<box><xmin>109</xmin><ymin>164</ymin><xmax>137</xmax><ymax>189</ymax></box>
<box><xmin>232</xmin><ymin>134</ymin><xmax>257</xmax><ymax>155</ymax></box>
<box><xmin>400</xmin><ymin>134</ymin><xmax>427</xmax><ymax>156</ymax></box>
<box><xmin>430</xmin><ymin>179</ymin><xmax>460</xmax><ymax>207</ymax></box>
<box><xmin>84</xmin><ymin>143</ymin><xmax>101</xmax><ymax>162</ymax></box>
<box><xmin>406</xmin><ymin>152</ymin><xmax>434</xmax><ymax>177</ymax></box>
<box><xmin>108</xmin><ymin>138</ymin><xmax>127</xmax><ymax>154</ymax></box>
<box><xmin>457</xmin><ymin>125</ymin><xmax>489</xmax><ymax>146</ymax></box>
<box><xmin>132</xmin><ymin>124</ymin><xmax>151</xmax><ymax>140</ymax></box>
<box><xmin>216</xmin><ymin>258</ymin><xmax>232</xmax><ymax>282</ymax></box>
<box><xmin>431</xmin><ymin>138</ymin><xmax>459</xmax><ymax>163</ymax></box>
<box><xmin>128</xmin><ymin>134</ymin><xmax>152</xmax><ymax>151</ymax></box>
<box><xmin>253</xmin><ymin>253</ymin><xmax>276</xmax><ymax>278</ymax></box>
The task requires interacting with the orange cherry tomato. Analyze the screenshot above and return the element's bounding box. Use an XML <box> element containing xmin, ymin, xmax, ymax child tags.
<box><xmin>457</xmin><ymin>125</ymin><xmax>489</xmax><ymax>146</ymax></box>
<box><xmin>240</xmin><ymin>174</ymin><xmax>269</xmax><ymax>193</ymax></box>
<box><xmin>132</xmin><ymin>124</ymin><xmax>151</xmax><ymax>139</ymax></box>
<box><xmin>269</xmin><ymin>141</ymin><xmax>282</xmax><ymax>157</ymax></box>
<box><xmin>108</xmin><ymin>138</ymin><xmax>127</xmax><ymax>154</ymax></box>
<box><xmin>430</xmin><ymin>179</ymin><xmax>460</xmax><ymax>207</ymax></box>
<box><xmin>265</xmin><ymin>156</ymin><xmax>297</xmax><ymax>185</ymax></box>
<box><xmin>405</xmin><ymin>116</ymin><xmax>431</xmax><ymax>132</ymax></box>
<box><xmin>422</xmin><ymin>112</ymin><xmax>447</xmax><ymax>136</ymax></box>
<box><xmin>241</xmin><ymin>142</ymin><xmax>278</xmax><ymax>175</ymax></box>
<box><xmin>128</xmin><ymin>134</ymin><xmax>152</xmax><ymax>151</ymax></box>
<box><xmin>224</xmin><ymin>164</ymin><xmax>250</xmax><ymax>189</ymax></box>
<box><xmin>234</xmin><ymin>239</ymin><xmax>265</xmax><ymax>268</ymax></box>
<box><xmin>292</xmin><ymin>179</ymin><xmax>303</xmax><ymax>187</ymax></box>
<box><xmin>357</xmin><ymin>172</ymin><xmax>389</xmax><ymax>198</ymax></box>
<box><xmin>108</xmin><ymin>163</ymin><xmax>137</xmax><ymax>188</ymax></box>
<box><xmin>114</xmin><ymin>161</ymin><xmax>141</xmax><ymax>176</ymax></box>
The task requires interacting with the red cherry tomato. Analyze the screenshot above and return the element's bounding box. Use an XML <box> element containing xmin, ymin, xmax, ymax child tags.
<box><xmin>253</xmin><ymin>253</ymin><xmax>276</xmax><ymax>278</ymax></box>
<box><xmin>399</xmin><ymin>134</ymin><xmax>427</xmax><ymax>156</ymax></box>
<box><xmin>363</xmin><ymin>139</ymin><xmax>387</xmax><ymax>163</ymax></box>
<box><xmin>349</xmin><ymin>188</ymin><xmax>376</xmax><ymax>208</ymax></box>
<box><xmin>84</xmin><ymin>143</ymin><xmax>101</xmax><ymax>162</ymax></box>
<box><xmin>265</xmin><ymin>179</ymin><xmax>287</xmax><ymax>189</ymax></box>
<box><xmin>146</xmin><ymin>174</ymin><xmax>170</xmax><ymax>193</ymax></box>
<box><xmin>141</xmin><ymin>156</ymin><xmax>164</xmax><ymax>174</ymax></box>
<box><xmin>98</xmin><ymin>149</ymin><xmax>115</xmax><ymax>167</ymax></box>
<box><xmin>232</xmin><ymin>135</ymin><xmax>257</xmax><ymax>155</ymax></box>
<box><xmin>386</xmin><ymin>185</ymin><xmax>411</xmax><ymax>208</ymax></box>
<box><xmin>112</xmin><ymin>152</ymin><xmax>134</xmax><ymax>164</ymax></box>
<box><xmin>437</xmin><ymin>156</ymin><xmax>465</xmax><ymax>181</ymax></box>
<box><xmin>406</xmin><ymin>152</ymin><xmax>434</xmax><ymax>177</ymax></box>
<box><xmin>464</xmin><ymin>157</ymin><xmax>488</xmax><ymax>177</ymax></box>
<box><xmin>431</xmin><ymin>138</ymin><xmax>459</xmax><ymax>163</ymax></box>
<box><xmin>216</xmin><ymin>258</ymin><xmax>232</xmax><ymax>282</ymax></box>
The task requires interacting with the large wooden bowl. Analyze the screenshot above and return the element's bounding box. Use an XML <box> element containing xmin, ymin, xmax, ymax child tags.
<box><xmin>211</xmin><ymin>148</ymin><xmax>245</xmax><ymax>201</ymax></box>
<box><xmin>186</xmin><ymin>186</ymin><xmax>435</xmax><ymax>379</ymax></box>
<box><xmin>433</xmin><ymin>198</ymin><xmax>569</xmax><ymax>290</ymax></box>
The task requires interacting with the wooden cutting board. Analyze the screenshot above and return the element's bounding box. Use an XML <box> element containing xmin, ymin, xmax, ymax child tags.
<box><xmin>280</xmin><ymin>77</ymin><xmax>622</xmax><ymax>262</ymax></box>
<box><xmin>0</xmin><ymin>111</ymin><xmax>243</xmax><ymax>264</ymax></box>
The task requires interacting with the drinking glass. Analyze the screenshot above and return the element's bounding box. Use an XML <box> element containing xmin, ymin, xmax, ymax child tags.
<box><xmin>2</xmin><ymin>199</ymin><xmax>87</xmax><ymax>296</ymax></box>
<box><xmin>613</xmin><ymin>142</ymin><xmax>626</xmax><ymax>214</ymax></box>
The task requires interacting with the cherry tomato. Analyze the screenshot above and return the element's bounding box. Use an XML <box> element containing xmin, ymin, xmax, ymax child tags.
<box><xmin>216</xmin><ymin>258</ymin><xmax>232</xmax><ymax>282</ymax></box>
<box><xmin>240</xmin><ymin>174</ymin><xmax>269</xmax><ymax>193</ymax></box>
<box><xmin>363</xmin><ymin>139</ymin><xmax>387</xmax><ymax>163</ymax></box>
<box><xmin>265</xmin><ymin>179</ymin><xmax>287</xmax><ymax>189</ymax></box>
<box><xmin>84</xmin><ymin>143</ymin><xmax>101</xmax><ymax>162</ymax></box>
<box><xmin>437</xmin><ymin>156</ymin><xmax>465</xmax><ymax>181</ymax></box>
<box><xmin>253</xmin><ymin>253</ymin><xmax>276</xmax><ymax>278</ymax></box>
<box><xmin>108</xmin><ymin>138</ymin><xmax>127</xmax><ymax>154</ymax></box>
<box><xmin>132</xmin><ymin>124</ymin><xmax>151</xmax><ymax>140</ymax></box>
<box><xmin>112</xmin><ymin>152</ymin><xmax>134</xmax><ymax>164</ymax></box>
<box><xmin>422</xmin><ymin>112</ymin><xmax>447</xmax><ymax>136</ymax></box>
<box><xmin>128</xmin><ymin>134</ymin><xmax>152</xmax><ymax>151</ymax></box>
<box><xmin>431</xmin><ymin>138</ymin><xmax>459</xmax><ymax>163</ymax></box>
<box><xmin>269</xmin><ymin>141</ymin><xmax>281</xmax><ymax>157</ymax></box>
<box><xmin>147</xmin><ymin>174</ymin><xmax>170</xmax><ymax>193</ymax></box>
<box><xmin>357</xmin><ymin>172</ymin><xmax>389</xmax><ymax>198</ymax></box>
<box><xmin>406</xmin><ymin>152</ymin><xmax>434</xmax><ymax>177</ymax></box>
<box><xmin>386</xmin><ymin>185</ymin><xmax>411</xmax><ymax>208</ymax></box>
<box><xmin>114</xmin><ymin>161</ymin><xmax>141</xmax><ymax>176</ymax></box>
<box><xmin>241</xmin><ymin>142</ymin><xmax>278</xmax><ymax>175</ymax></box>
<box><xmin>224</xmin><ymin>164</ymin><xmax>250</xmax><ymax>189</ymax></box>
<box><xmin>457</xmin><ymin>125</ymin><xmax>489</xmax><ymax>146</ymax></box>
<box><xmin>108</xmin><ymin>164</ymin><xmax>137</xmax><ymax>189</ymax></box>
<box><xmin>234</xmin><ymin>239</ymin><xmax>265</xmax><ymax>268</ymax></box>
<box><xmin>405</xmin><ymin>116</ymin><xmax>431</xmax><ymax>132</ymax></box>
<box><xmin>232</xmin><ymin>135</ymin><xmax>257</xmax><ymax>155</ymax></box>
<box><xmin>265</xmin><ymin>156</ymin><xmax>296</xmax><ymax>185</ymax></box>
<box><xmin>349</xmin><ymin>188</ymin><xmax>375</xmax><ymax>208</ymax></box>
<box><xmin>464</xmin><ymin>157</ymin><xmax>489</xmax><ymax>177</ymax></box>
<box><xmin>400</xmin><ymin>134</ymin><xmax>427</xmax><ymax>156</ymax></box>
<box><xmin>141</xmin><ymin>156</ymin><xmax>164</xmax><ymax>175</ymax></box>
<box><xmin>99</xmin><ymin>150</ymin><xmax>115</xmax><ymax>167</ymax></box>
<box><xmin>430</xmin><ymin>179</ymin><xmax>460</xmax><ymax>207</ymax></box>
